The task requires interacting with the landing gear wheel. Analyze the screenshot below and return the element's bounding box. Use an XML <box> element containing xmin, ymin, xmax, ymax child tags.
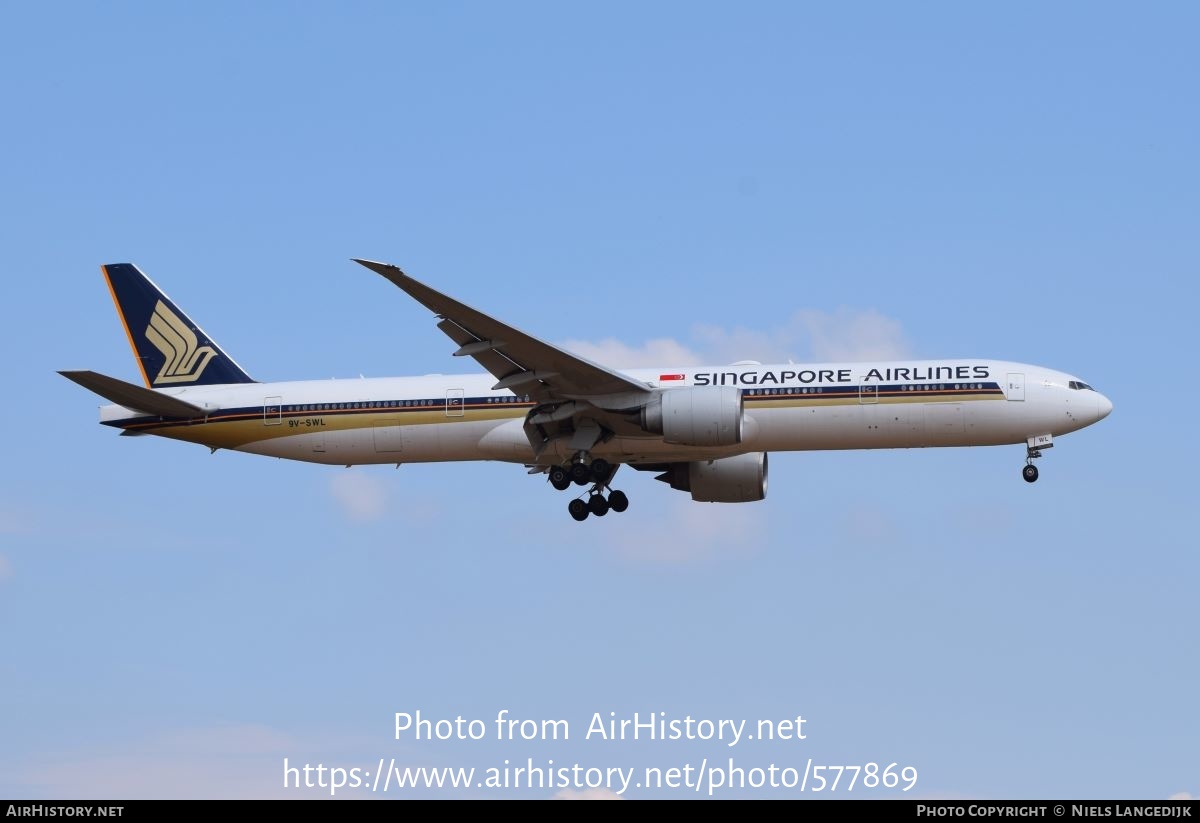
<box><xmin>589</xmin><ymin>458</ymin><xmax>611</xmax><ymax>482</ymax></box>
<box><xmin>588</xmin><ymin>494</ymin><xmax>610</xmax><ymax>517</ymax></box>
<box><xmin>570</xmin><ymin>462</ymin><xmax>591</xmax><ymax>486</ymax></box>
<box><xmin>1022</xmin><ymin>464</ymin><xmax>1039</xmax><ymax>483</ymax></box>
<box><xmin>549</xmin><ymin>466</ymin><xmax>571</xmax><ymax>491</ymax></box>
<box><xmin>608</xmin><ymin>490</ymin><xmax>629</xmax><ymax>513</ymax></box>
<box><xmin>568</xmin><ymin>498</ymin><xmax>589</xmax><ymax>521</ymax></box>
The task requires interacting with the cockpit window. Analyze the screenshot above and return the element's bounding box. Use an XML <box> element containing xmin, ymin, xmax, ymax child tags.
<box><xmin>1068</xmin><ymin>380</ymin><xmax>1096</xmax><ymax>391</ymax></box>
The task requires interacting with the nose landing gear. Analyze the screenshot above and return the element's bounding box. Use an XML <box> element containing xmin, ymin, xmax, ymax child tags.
<box><xmin>1021</xmin><ymin>434</ymin><xmax>1052</xmax><ymax>483</ymax></box>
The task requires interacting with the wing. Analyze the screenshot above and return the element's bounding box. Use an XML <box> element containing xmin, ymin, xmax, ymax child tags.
<box><xmin>353</xmin><ymin>259</ymin><xmax>650</xmax><ymax>401</ymax></box>
<box><xmin>354</xmin><ymin>259</ymin><xmax>659</xmax><ymax>460</ymax></box>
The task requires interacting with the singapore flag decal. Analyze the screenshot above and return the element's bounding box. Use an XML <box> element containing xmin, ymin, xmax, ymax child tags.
<box><xmin>659</xmin><ymin>373</ymin><xmax>686</xmax><ymax>381</ymax></box>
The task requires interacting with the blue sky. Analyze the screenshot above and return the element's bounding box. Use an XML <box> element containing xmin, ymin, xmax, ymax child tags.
<box><xmin>1</xmin><ymin>2</ymin><xmax>1196</xmax><ymax>799</ymax></box>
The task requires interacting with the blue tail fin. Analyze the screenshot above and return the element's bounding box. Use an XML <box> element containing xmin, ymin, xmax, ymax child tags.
<box><xmin>102</xmin><ymin>263</ymin><xmax>256</xmax><ymax>387</ymax></box>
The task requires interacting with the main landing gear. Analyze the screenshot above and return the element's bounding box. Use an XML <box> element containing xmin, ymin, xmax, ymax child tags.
<box><xmin>549</xmin><ymin>455</ymin><xmax>629</xmax><ymax>521</ymax></box>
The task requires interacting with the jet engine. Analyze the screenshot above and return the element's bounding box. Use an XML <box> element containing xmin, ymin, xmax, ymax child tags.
<box><xmin>641</xmin><ymin>386</ymin><xmax>743</xmax><ymax>447</ymax></box>
<box><xmin>656</xmin><ymin>452</ymin><xmax>768</xmax><ymax>502</ymax></box>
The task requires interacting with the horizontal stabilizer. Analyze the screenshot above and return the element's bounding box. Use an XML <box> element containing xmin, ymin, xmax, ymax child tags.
<box><xmin>59</xmin><ymin>370</ymin><xmax>206</xmax><ymax>418</ymax></box>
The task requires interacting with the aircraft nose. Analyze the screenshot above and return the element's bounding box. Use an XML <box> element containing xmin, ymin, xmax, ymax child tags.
<box><xmin>1096</xmin><ymin>392</ymin><xmax>1113</xmax><ymax>421</ymax></box>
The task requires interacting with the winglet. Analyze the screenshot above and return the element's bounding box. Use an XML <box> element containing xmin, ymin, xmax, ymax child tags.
<box><xmin>352</xmin><ymin>258</ymin><xmax>397</xmax><ymax>273</ymax></box>
<box><xmin>353</xmin><ymin>259</ymin><xmax>421</xmax><ymax>303</ymax></box>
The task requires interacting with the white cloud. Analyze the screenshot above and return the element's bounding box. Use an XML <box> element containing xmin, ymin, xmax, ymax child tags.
<box><xmin>558</xmin><ymin>337</ymin><xmax>705</xmax><ymax>369</ymax></box>
<box><xmin>794</xmin><ymin>307</ymin><xmax>911</xmax><ymax>362</ymax></box>
<box><xmin>329</xmin><ymin>471</ymin><xmax>389</xmax><ymax>522</ymax></box>
<box><xmin>690</xmin><ymin>322</ymin><xmax>795</xmax><ymax>365</ymax></box>
<box><xmin>1168</xmin><ymin>792</ymin><xmax>1193</xmax><ymax>800</ymax></box>
<box><xmin>14</xmin><ymin>724</ymin><xmax>324</xmax><ymax>799</ymax></box>
<box><xmin>0</xmin><ymin>553</ymin><xmax>10</xmax><ymax>582</ymax></box>
<box><xmin>560</xmin><ymin>307</ymin><xmax>910</xmax><ymax>370</ymax></box>
<box><xmin>553</xmin><ymin>787</ymin><xmax>624</xmax><ymax>800</ymax></box>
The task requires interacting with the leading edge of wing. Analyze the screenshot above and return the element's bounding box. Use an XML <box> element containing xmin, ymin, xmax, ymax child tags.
<box><xmin>353</xmin><ymin>259</ymin><xmax>650</xmax><ymax>398</ymax></box>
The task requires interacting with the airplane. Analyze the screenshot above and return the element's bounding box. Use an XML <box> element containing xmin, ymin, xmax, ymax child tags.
<box><xmin>61</xmin><ymin>261</ymin><xmax>1113</xmax><ymax>521</ymax></box>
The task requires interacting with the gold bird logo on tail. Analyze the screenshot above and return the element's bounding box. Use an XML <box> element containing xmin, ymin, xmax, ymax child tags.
<box><xmin>144</xmin><ymin>300</ymin><xmax>217</xmax><ymax>384</ymax></box>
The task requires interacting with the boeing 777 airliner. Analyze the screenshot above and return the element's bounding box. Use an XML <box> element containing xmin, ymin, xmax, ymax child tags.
<box><xmin>61</xmin><ymin>261</ymin><xmax>1113</xmax><ymax>521</ymax></box>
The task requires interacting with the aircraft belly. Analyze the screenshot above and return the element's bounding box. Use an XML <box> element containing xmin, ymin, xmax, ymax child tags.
<box><xmin>749</xmin><ymin>405</ymin><xmax>880</xmax><ymax>450</ymax></box>
<box><xmin>747</xmin><ymin>399</ymin><xmax>1036</xmax><ymax>451</ymax></box>
<box><xmin>477</xmin><ymin>419</ymin><xmax>533</xmax><ymax>461</ymax></box>
<box><xmin>237</xmin><ymin>431</ymin><xmax>344</xmax><ymax>464</ymax></box>
<box><xmin>599</xmin><ymin>440</ymin><xmax>745</xmax><ymax>464</ymax></box>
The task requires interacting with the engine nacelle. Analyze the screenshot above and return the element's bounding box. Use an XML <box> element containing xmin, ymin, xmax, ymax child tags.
<box><xmin>641</xmin><ymin>385</ymin><xmax>743</xmax><ymax>447</ymax></box>
<box><xmin>657</xmin><ymin>452</ymin><xmax>768</xmax><ymax>503</ymax></box>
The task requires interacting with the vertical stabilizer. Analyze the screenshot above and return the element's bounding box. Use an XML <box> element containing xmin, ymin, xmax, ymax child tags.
<box><xmin>102</xmin><ymin>263</ymin><xmax>255</xmax><ymax>387</ymax></box>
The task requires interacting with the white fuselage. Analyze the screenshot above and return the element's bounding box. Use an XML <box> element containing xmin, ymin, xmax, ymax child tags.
<box><xmin>98</xmin><ymin>359</ymin><xmax>1112</xmax><ymax>467</ymax></box>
